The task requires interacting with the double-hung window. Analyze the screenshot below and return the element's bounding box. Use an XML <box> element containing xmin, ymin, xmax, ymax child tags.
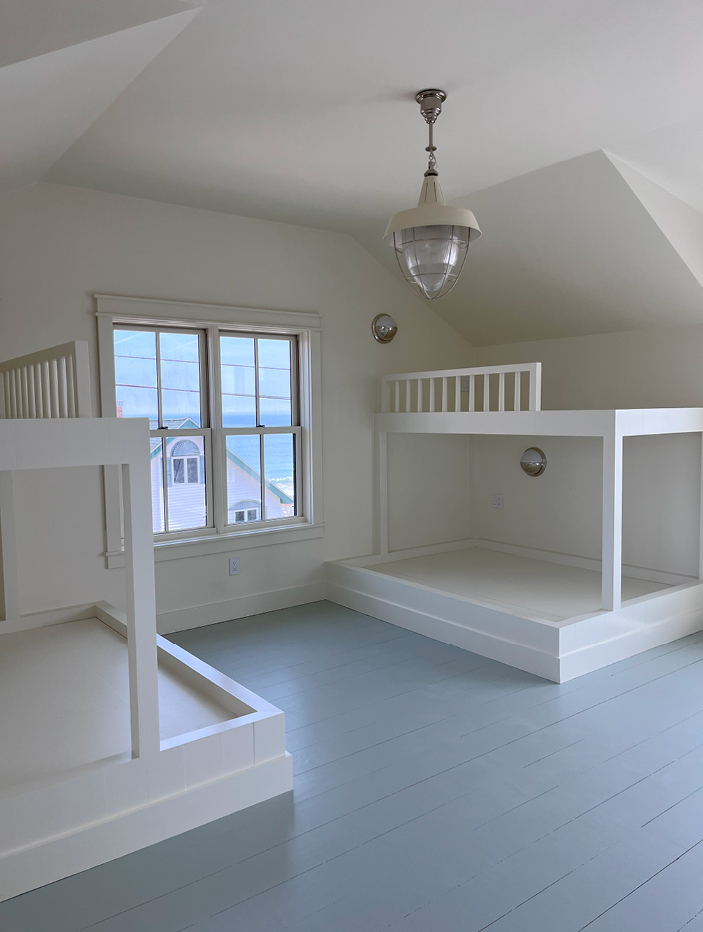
<box><xmin>97</xmin><ymin>296</ymin><xmax>321</xmax><ymax>564</ymax></box>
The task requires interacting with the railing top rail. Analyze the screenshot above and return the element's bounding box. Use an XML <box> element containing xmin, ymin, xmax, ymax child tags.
<box><xmin>382</xmin><ymin>362</ymin><xmax>541</xmax><ymax>383</ymax></box>
<box><xmin>0</xmin><ymin>341</ymin><xmax>84</xmax><ymax>372</ymax></box>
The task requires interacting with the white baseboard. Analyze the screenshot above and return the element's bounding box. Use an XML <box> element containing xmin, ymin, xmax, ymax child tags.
<box><xmin>475</xmin><ymin>538</ymin><xmax>696</xmax><ymax>587</ymax></box>
<box><xmin>1</xmin><ymin>755</ymin><xmax>292</xmax><ymax>903</ymax></box>
<box><xmin>156</xmin><ymin>582</ymin><xmax>326</xmax><ymax>634</ymax></box>
<box><xmin>327</xmin><ymin>578</ymin><xmax>559</xmax><ymax>681</ymax></box>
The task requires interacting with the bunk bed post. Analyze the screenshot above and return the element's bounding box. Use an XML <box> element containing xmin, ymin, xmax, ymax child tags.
<box><xmin>529</xmin><ymin>364</ymin><xmax>542</xmax><ymax>411</ymax></box>
<box><xmin>699</xmin><ymin>432</ymin><xmax>703</xmax><ymax>580</ymax></box>
<box><xmin>121</xmin><ymin>457</ymin><xmax>160</xmax><ymax>758</ymax></box>
<box><xmin>377</xmin><ymin>431</ymin><xmax>389</xmax><ymax>556</ymax></box>
<box><xmin>0</xmin><ymin>471</ymin><xmax>20</xmax><ymax>624</ymax></box>
<box><xmin>601</xmin><ymin>426</ymin><xmax>623</xmax><ymax>611</ymax></box>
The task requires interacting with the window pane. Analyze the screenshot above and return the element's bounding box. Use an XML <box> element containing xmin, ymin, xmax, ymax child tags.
<box><xmin>226</xmin><ymin>434</ymin><xmax>261</xmax><ymax>524</ymax></box>
<box><xmin>258</xmin><ymin>339</ymin><xmax>292</xmax><ymax>427</ymax></box>
<box><xmin>221</xmin><ymin>336</ymin><xmax>256</xmax><ymax>427</ymax></box>
<box><xmin>114</xmin><ymin>329</ymin><xmax>158</xmax><ymax>424</ymax></box>
<box><xmin>150</xmin><ymin>438</ymin><xmax>165</xmax><ymax>533</ymax></box>
<box><xmin>165</xmin><ymin>435</ymin><xmax>206</xmax><ymax>531</ymax></box>
<box><xmin>159</xmin><ymin>333</ymin><xmax>201</xmax><ymax>426</ymax></box>
<box><xmin>264</xmin><ymin>433</ymin><xmax>296</xmax><ymax>519</ymax></box>
<box><xmin>259</xmin><ymin>397</ymin><xmax>292</xmax><ymax>427</ymax></box>
<box><xmin>162</xmin><ymin>389</ymin><xmax>201</xmax><ymax>426</ymax></box>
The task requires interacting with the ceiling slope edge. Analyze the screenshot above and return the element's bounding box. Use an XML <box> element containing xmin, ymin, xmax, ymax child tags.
<box><xmin>358</xmin><ymin>150</ymin><xmax>703</xmax><ymax>346</ymax></box>
<box><xmin>606</xmin><ymin>152</ymin><xmax>703</xmax><ymax>293</ymax></box>
<box><xmin>0</xmin><ymin>9</ymin><xmax>200</xmax><ymax>198</ymax></box>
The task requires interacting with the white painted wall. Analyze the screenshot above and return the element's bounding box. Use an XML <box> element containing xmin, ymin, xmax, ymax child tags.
<box><xmin>471</xmin><ymin>325</ymin><xmax>703</xmax><ymax>578</ymax></box>
<box><xmin>387</xmin><ymin>434</ymin><xmax>471</xmax><ymax>552</ymax></box>
<box><xmin>0</xmin><ymin>182</ymin><xmax>475</xmax><ymax>625</ymax></box>
<box><xmin>470</xmin><ymin>433</ymin><xmax>699</xmax><ymax>578</ymax></box>
<box><xmin>473</xmin><ymin>323</ymin><xmax>703</xmax><ymax>411</ymax></box>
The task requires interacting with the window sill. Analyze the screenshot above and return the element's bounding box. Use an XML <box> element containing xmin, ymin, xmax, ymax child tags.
<box><xmin>105</xmin><ymin>522</ymin><xmax>324</xmax><ymax>568</ymax></box>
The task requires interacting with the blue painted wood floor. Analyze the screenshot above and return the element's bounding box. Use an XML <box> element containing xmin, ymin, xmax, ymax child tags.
<box><xmin>4</xmin><ymin>600</ymin><xmax>703</xmax><ymax>931</ymax></box>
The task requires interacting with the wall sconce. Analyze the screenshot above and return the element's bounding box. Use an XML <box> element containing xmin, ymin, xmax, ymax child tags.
<box><xmin>372</xmin><ymin>314</ymin><xmax>398</xmax><ymax>344</ymax></box>
<box><xmin>520</xmin><ymin>447</ymin><xmax>546</xmax><ymax>477</ymax></box>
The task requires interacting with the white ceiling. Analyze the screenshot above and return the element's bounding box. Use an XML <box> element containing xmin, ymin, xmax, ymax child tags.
<box><xmin>6</xmin><ymin>0</ymin><xmax>703</xmax><ymax>344</ymax></box>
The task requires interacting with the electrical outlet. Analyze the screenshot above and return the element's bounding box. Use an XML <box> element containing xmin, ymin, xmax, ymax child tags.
<box><xmin>229</xmin><ymin>557</ymin><xmax>240</xmax><ymax>576</ymax></box>
<box><xmin>460</xmin><ymin>375</ymin><xmax>470</xmax><ymax>392</ymax></box>
<box><xmin>492</xmin><ymin>493</ymin><xmax>504</xmax><ymax>509</ymax></box>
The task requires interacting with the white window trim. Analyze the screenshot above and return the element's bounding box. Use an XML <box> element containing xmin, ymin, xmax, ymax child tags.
<box><xmin>96</xmin><ymin>295</ymin><xmax>323</xmax><ymax>568</ymax></box>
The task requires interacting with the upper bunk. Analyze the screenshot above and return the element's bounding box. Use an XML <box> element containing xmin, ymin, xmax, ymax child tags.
<box><xmin>376</xmin><ymin>362</ymin><xmax>703</xmax><ymax>439</ymax></box>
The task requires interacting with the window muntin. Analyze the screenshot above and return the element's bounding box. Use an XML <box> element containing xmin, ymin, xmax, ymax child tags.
<box><xmin>114</xmin><ymin>323</ymin><xmax>300</xmax><ymax>540</ymax></box>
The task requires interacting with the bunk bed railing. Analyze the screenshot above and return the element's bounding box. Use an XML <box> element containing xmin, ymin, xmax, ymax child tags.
<box><xmin>0</xmin><ymin>341</ymin><xmax>91</xmax><ymax>419</ymax></box>
<box><xmin>381</xmin><ymin>362</ymin><xmax>542</xmax><ymax>414</ymax></box>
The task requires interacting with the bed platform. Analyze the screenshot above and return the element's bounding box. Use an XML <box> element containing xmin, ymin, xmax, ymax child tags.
<box><xmin>327</xmin><ymin>363</ymin><xmax>703</xmax><ymax>683</ymax></box>
<box><xmin>0</xmin><ymin>413</ymin><xmax>291</xmax><ymax>902</ymax></box>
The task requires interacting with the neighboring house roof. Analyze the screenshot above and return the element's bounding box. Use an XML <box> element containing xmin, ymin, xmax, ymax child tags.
<box><xmin>147</xmin><ymin>420</ymin><xmax>293</xmax><ymax>505</ymax></box>
<box><xmin>226</xmin><ymin>448</ymin><xmax>293</xmax><ymax>505</ymax></box>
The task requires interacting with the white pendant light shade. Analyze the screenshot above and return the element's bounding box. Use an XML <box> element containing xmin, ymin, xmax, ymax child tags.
<box><xmin>384</xmin><ymin>175</ymin><xmax>481</xmax><ymax>300</ymax></box>
<box><xmin>384</xmin><ymin>90</ymin><xmax>481</xmax><ymax>301</ymax></box>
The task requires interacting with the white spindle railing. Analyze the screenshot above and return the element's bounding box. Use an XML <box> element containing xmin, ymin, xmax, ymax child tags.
<box><xmin>0</xmin><ymin>341</ymin><xmax>91</xmax><ymax>419</ymax></box>
<box><xmin>381</xmin><ymin>363</ymin><xmax>541</xmax><ymax>414</ymax></box>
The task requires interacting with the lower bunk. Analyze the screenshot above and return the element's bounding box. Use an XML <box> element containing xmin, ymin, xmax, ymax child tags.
<box><xmin>0</xmin><ymin>602</ymin><xmax>291</xmax><ymax>902</ymax></box>
<box><xmin>327</xmin><ymin>544</ymin><xmax>703</xmax><ymax>683</ymax></box>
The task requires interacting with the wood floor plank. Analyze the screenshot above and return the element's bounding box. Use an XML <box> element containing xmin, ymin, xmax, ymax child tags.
<box><xmin>3</xmin><ymin>601</ymin><xmax>703</xmax><ymax>932</ymax></box>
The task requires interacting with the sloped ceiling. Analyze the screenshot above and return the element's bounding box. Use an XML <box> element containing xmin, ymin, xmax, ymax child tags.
<box><xmin>0</xmin><ymin>2</ymin><xmax>200</xmax><ymax>196</ymax></box>
<box><xmin>358</xmin><ymin>151</ymin><xmax>703</xmax><ymax>346</ymax></box>
<box><xmin>5</xmin><ymin>0</ymin><xmax>703</xmax><ymax>344</ymax></box>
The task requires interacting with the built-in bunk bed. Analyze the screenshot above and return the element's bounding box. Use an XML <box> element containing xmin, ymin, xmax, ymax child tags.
<box><xmin>0</xmin><ymin>343</ymin><xmax>291</xmax><ymax>901</ymax></box>
<box><xmin>328</xmin><ymin>363</ymin><xmax>703</xmax><ymax>682</ymax></box>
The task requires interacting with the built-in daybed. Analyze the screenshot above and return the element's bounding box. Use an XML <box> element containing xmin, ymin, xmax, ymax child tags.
<box><xmin>0</xmin><ymin>344</ymin><xmax>291</xmax><ymax>901</ymax></box>
<box><xmin>328</xmin><ymin>363</ymin><xmax>703</xmax><ymax>682</ymax></box>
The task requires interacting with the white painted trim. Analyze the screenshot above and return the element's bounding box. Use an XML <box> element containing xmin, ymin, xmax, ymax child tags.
<box><xmin>106</xmin><ymin>522</ymin><xmax>325</xmax><ymax>567</ymax></box>
<box><xmin>95</xmin><ymin>294</ymin><xmax>323</xmax><ymax>568</ymax></box>
<box><xmin>602</xmin><ymin>429</ymin><xmax>623</xmax><ymax>611</ymax></box>
<box><xmin>375</xmin><ymin>407</ymin><xmax>703</xmax><ymax>437</ymax></box>
<box><xmin>0</xmin><ymin>754</ymin><xmax>292</xmax><ymax>903</ymax></box>
<box><xmin>156</xmin><ymin>581</ymin><xmax>326</xmax><ymax>634</ymax></box>
<box><xmin>473</xmin><ymin>539</ymin><xmax>694</xmax><ymax>587</ymax></box>
<box><xmin>0</xmin><ymin>471</ymin><xmax>20</xmax><ymax>624</ymax></box>
<box><xmin>95</xmin><ymin>294</ymin><xmax>321</xmax><ymax>331</ymax></box>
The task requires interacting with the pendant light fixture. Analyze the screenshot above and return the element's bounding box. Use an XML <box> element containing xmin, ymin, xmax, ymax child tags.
<box><xmin>384</xmin><ymin>90</ymin><xmax>481</xmax><ymax>300</ymax></box>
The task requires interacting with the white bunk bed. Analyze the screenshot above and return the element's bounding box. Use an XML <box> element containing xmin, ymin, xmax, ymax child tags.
<box><xmin>0</xmin><ymin>344</ymin><xmax>291</xmax><ymax>901</ymax></box>
<box><xmin>328</xmin><ymin>363</ymin><xmax>703</xmax><ymax>683</ymax></box>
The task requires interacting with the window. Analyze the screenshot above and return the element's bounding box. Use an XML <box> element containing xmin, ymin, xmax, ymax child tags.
<box><xmin>97</xmin><ymin>296</ymin><xmax>322</xmax><ymax>566</ymax></box>
<box><xmin>112</xmin><ymin>323</ymin><xmax>300</xmax><ymax>539</ymax></box>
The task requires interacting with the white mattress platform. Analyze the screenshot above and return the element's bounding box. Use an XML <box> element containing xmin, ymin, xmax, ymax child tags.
<box><xmin>328</xmin><ymin>544</ymin><xmax>703</xmax><ymax>683</ymax></box>
<box><xmin>371</xmin><ymin>548</ymin><xmax>668</xmax><ymax>622</ymax></box>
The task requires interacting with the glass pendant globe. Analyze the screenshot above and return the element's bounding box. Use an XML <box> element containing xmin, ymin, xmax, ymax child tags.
<box><xmin>384</xmin><ymin>175</ymin><xmax>480</xmax><ymax>301</ymax></box>
<box><xmin>392</xmin><ymin>224</ymin><xmax>471</xmax><ymax>300</ymax></box>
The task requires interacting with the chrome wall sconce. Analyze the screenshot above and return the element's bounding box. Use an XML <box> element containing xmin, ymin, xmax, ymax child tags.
<box><xmin>520</xmin><ymin>447</ymin><xmax>547</xmax><ymax>477</ymax></box>
<box><xmin>372</xmin><ymin>314</ymin><xmax>398</xmax><ymax>344</ymax></box>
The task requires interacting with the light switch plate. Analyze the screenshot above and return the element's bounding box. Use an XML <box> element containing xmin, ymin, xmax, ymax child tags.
<box><xmin>492</xmin><ymin>493</ymin><xmax>504</xmax><ymax>509</ymax></box>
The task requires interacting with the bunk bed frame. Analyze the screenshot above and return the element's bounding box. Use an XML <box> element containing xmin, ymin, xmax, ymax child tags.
<box><xmin>0</xmin><ymin>343</ymin><xmax>291</xmax><ymax>901</ymax></box>
<box><xmin>328</xmin><ymin>363</ymin><xmax>703</xmax><ymax>683</ymax></box>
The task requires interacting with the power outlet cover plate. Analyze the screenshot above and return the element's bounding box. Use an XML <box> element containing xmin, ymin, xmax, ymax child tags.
<box><xmin>229</xmin><ymin>557</ymin><xmax>240</xmax><ymax>575</ymax></box>
<box><xmin>492</xmin><ymin>493</ymin><xmax>504</xmax><ymax>509</ymax></box>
